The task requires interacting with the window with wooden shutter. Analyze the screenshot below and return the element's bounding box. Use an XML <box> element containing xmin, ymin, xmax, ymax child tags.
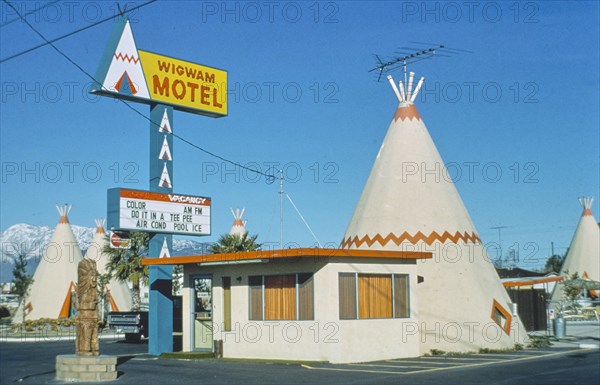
<box><xmin>249</xmin><ymin>273</ymin><xmax>314</xmax><ymax>321</ymax></box>
<box><xmin>264</xmin><ymin>275</ymin><xmax>296</xmax><ymax>320</ymax></box>
<box><xmin>358</xmin><ymin>274</ymin><xmax>392</xmax><ymax>319</ymax></box>
<box><xmin>339</xmin><ymin>273</ymin><xmax>410</xmax><ymax>320</ymax></box>
<box><xmin>223</xmin><ymin>277</ymin><xmax>232</xmax><ymax>331</ymax></box>
<box><xmin>338</xmin><ymin>273</ymin><xmax>357</xmax><ymax>319</ymax></box>
<box><xmin>393</xmin><ymin>274</ymin><xmax>410</xmax><ymax>318</ymax></box>
<box><xmin>248</xmin><ymin>275</ymin><xmax>263</xmax><ymax>320</ymax></box>
<box><xmin>298</xmin><ymin>273</ymin><xmax>314</xmax><ymax>320</ymax></box>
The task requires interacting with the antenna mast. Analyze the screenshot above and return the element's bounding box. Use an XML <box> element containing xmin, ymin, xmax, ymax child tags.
<box><xmin>490</xmin><ymin>225</ymin><xmax>508</xmax><ymax>265</ymax></box>
<box><xmin>279</xmin><ymin>169</ymin><xmax>284</xmax><ymax>249</ymax></box>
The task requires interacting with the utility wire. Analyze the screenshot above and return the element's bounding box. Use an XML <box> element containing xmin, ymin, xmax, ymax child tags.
<box><xmin>2</xmin><ymin>0</ymin><xmax>277</xmax><ymax>183</ymax></box>
<box><xmin>0</xmin><ymin>0</ymin><xmax>157</xmax><ymax>64</ymax></box>
<box><xmin>286</xmin><ymin>193</ymin><xmax>322</xmax><ymax>247</ymax></box>
<box><xmin>0</xmin><ymin>0</ymin><xmax>60</xmax><ymax>28</ymax></box>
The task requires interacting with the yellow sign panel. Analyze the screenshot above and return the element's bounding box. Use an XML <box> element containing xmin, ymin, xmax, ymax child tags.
<box><xmin>138</xmin><ymin>50</ymin><xmax>227</xmax><ymax>116</ymax></box>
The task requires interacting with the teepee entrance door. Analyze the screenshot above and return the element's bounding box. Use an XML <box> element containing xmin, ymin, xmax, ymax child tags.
<box><xmin>191</xmin><ymin>275</ymin><xmax>213</xmax><ymax>351</ymax></box>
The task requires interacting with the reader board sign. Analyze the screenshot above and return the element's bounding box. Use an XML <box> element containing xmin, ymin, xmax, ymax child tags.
<box><xmin>92</xmin><ymin>19</ymin><xmax>227</xmax><ymax>118</ymax></box>
<box><xmin>107</xmin><ymin>188</ymin><xmax>211</xmax><ymax>236</ymax></box>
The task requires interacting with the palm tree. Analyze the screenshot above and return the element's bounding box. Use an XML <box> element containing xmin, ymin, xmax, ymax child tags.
<box><xmin>544</xmin><ymin>254</ymin><xmax>565</xmax><ymax>273</ymax></box>
<box><xmin>102</xmin><ymin>232</ymin><xmax>149</xmax><ymax>311</ymax></box>
<box><xmin>209</xmin><ymin>233</ymin><xmax>262</xmax><ymax>254</ymax></box>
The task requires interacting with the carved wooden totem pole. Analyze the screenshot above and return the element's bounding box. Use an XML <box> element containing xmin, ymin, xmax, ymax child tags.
<box><xmin>76</xmin><ymin>259</ymin><xmax>99</xmax><ymax>356</ymax></box>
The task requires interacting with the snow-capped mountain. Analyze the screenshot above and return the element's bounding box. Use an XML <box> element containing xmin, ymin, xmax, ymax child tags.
<box><xmin>0</xmin><ymin>223</ymin><xmax>94</xmax><ymax>260</ymax></box>
<box><xmin>0</xmin><ymin>223</ymin><xmax>211</xmax><ymax>282</ymax></box>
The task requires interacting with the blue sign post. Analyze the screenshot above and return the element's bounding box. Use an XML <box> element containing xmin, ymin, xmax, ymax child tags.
<box><xmin>148</xmin><ymin>104</ymin><xmax>174</xmax><ymax>354</ymax></box>
<box><xmin>95</xmin><ymin>17</ymin><xmax>224</xmax><ymax>356</ymax></box>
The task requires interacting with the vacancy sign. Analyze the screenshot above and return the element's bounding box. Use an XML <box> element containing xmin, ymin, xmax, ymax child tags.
<box><xmin>108</xmin><ymin>188</ymin><xmax>211</xmax><ymax>236</ymax></box>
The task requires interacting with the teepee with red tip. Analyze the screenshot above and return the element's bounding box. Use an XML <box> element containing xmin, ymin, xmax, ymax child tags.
<box><xmin>85</xmin><ymin>219</ymin><xmax>133</xmax><ymax>312</ymax></box>
<box><xmin>229</xmin><ymin>208</ymin><xmax>247</xmax><ymax>237</ymax></box>
<box><xmin>551</xmin><ymin>197</ymin><xmax>600</xmax><ymax>302</ymax></box>
<box><xmin>95</xmin><ymin>19</ymin><xmax>149</xmax><ymax>98</ymax></box>
<box><xmin>16</xmin><ymin>205</ymin><xmax>83</xmax><ymax>320</ymax></box>
<box><xmin>341</xmin><ymin>73</ymin><xmax>526</xmax><ymax>353</ymax></box>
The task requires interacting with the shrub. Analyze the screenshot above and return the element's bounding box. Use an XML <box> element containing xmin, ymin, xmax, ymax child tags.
<box><xmin>527</xmin><ymin>335</ymin><xmax>551</xmax><ymax>348</ymax></box>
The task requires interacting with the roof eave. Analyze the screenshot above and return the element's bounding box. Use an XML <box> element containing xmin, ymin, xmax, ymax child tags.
<box><xmin>141</xmin><ymin>247</ymin><xmax>432</xmax><ymax>266</ymax></box>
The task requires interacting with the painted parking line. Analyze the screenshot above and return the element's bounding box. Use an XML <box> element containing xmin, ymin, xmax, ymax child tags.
<box><xmin>451</xmin><ymin>353</ymin><xmax>540</xmax><ymax>358</ymax></box>
<box><xmin>302</xmin><ymin>349</ymin><xmax>586</xmax><ymax>376</ymax></box>
<box><xmin>301</xmin><ymin>365</ymin><xmax>407</xmax><ymax>375</ymax></box>
<box><xmin>405</xmin><ymin>356</ymin><xmax>522</xmax><ymax>361</ymax></box>
<box><xmin>386</xmin><ymin>360</ymin><xmax>470</xmax><ymax>365</ymax></box>
<box><xmin>348</xmin><ymin>363</ymin><xmax>459</xmax><ymax>370</ymax></box>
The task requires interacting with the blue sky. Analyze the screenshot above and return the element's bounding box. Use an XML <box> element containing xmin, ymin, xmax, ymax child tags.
<box><xmin>1</xmin><ymin>1</ymin><xmax>598</xmax><ymax>270</ymax></box>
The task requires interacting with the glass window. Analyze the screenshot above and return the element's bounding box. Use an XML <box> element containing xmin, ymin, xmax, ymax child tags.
<box><xmin>358</xmin><ymin>274</ymin><xmax>392</xmax><ymax>319</ymax></box>
<box><xmin>265</xmin><ymin>275</ymin><xmax>296</xmax><ymax>320</ymax></box>
<box><xmin>393</xmin><ymin>274</ymin><xmax>410</xmax><ymax>318</ymax></box>
<box><xmin>298</xmin><ymin>273</ymin><xmax>314</xmax><ymax>320</ymax></box>
<box><xmin>339</xmin><ymin>273</ymin><xmax>357</xmax><ymax>319</ymax></box>
<box><xmin>339</xmin><ymin>273</ymin><xmax>410</xmax><ymax>320</ymax></box>
<box><xmin>491</xmin><ymin>299</ymin><xmax>512</xmax><ymax>335</ymax></box>
<box><xmin>249</xmin><ymin>273</ymin><xmax>314</xmax><ymax>321</ymax></box>
<box><xmin>248</xmin><ymin>276</ymin><xmax>263</xmax><ymax>320</ymax></box>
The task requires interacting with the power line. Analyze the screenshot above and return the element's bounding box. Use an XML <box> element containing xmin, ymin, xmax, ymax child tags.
<box><xmin>0</xmin><ymin>0</ymin><xmax>60</xmax><ymax>28</ymax></box>
<box><xmin>2</xmin><ymin>0</ymin><xmax>277</xmax><ymax>183</ymax></box>
<box><xmin>0</xmin><ymin>0</ymin><xmax>157</xmax><ymax>64</ymax></box>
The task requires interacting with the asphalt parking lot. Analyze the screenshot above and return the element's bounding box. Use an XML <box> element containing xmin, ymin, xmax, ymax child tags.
<box><xmin>301</xmin><ymin>348</ymin><xmax>581</xmax><ymax>375</ymax></box>
<box><xmin>2</xmin><ymin>338</ymin><xmax>599</xmax><ymax>385</ymax></box>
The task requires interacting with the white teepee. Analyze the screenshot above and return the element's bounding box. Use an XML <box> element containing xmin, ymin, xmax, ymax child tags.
<box><xmin>98</xmin><ymin>19</ymin><xmax>149</xmax><ymax>98</ymax></box>
<box><xmin>158</xmin><ymin>162</ymin><xmax>172</xmax><ymax>188</ymax></box>
<box><xmin>229</xmin><ymin>208</ymin><xmax>247</xmax><ymax>237</ymax></box>
<box><xmin>159</xmin><ymin>135</ymin><xmax>172</xmax><ymax>161</ymax></box>
<box><xmin>17</xmin><ymin>205</ymin><xmax>83</xmax><ymax>320</ymax></box>
<box><xmin>341</xmin><ymin>73</ymin><xmax>526</xmax><ymax>353</ymax></box>
<box><xmin>85</xmin><ymin>219</ymin><xmax>133</xmax><ymax>312</ymax></box>
<box><xmin>159</xmin><ymin>108</ymin><xmax>172</xmax><ymax>133</ymax></box>
<box><xmin>551</xmin><ymin>197</ymin><xmax>600</xmax><ymax>303</ymax></box>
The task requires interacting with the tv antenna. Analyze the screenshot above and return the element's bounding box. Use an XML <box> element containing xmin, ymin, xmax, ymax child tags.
<box><xmin>369</xmin><ymin>45</ymin><xmax>443</xmax><ymax>82</ymax></box>
<box><xmin>369</xmin><ymin>43</ymin><xmax>472</xmax><ymax>82</ymax></box>
<box><xmin>369</xmin><ymin>43</ymin><xmax>472</xmax><ymax>104</ymax></box>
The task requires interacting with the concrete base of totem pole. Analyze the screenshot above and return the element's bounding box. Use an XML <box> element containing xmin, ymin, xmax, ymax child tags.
<box><xmin>56</xmin><ymin>354</ymin><xmax>117</xmax><ymax>381</ymax></box>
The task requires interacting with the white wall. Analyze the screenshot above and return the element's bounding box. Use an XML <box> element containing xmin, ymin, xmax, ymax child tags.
<box><xmin>182</xmin><ymin>257</ymin><xmax>421</xmax><ymax>363</ymax></box>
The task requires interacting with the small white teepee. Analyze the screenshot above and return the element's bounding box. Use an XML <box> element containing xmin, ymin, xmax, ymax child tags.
<box><xmin>97</xmin><ymin>19</ymin><xmax>149</xmax><ymax>98</ymax></box>
<box><xmin>551</xmin><ymin>197</ymin><xmax>600</xmax><ymax>303</ymax></box>
<box><xmin>341</xmin><ymin>73</ymin><xmax>526</xmax><ymax>353</ymax></box>
<box><xmin>229</xmin><ymin>208</ymin><xmax>247</xmax><ymax>237</ymax></box>
<box><xmin>159</xmin><ymin>135</ymin><xmax>172</xmax><ymax>161</ymax></box>
<box><xmin>159</xmin><ymin>107</ymin><xmax>172</xmax><ymax>133</ymax></box>
<box><xmin>17</xmin><ymin>205</ymin><xmax>83</xmax><ymax>320</ymax></box>
<box><xmin>158</xmin><ymin>162</ymin><xmax>172</xmax><ymax>188</ymax></box>
<box><xmin>85</xmin><ymin>219</ymin><xmax>133</xmax><ymax>312</ymax></box>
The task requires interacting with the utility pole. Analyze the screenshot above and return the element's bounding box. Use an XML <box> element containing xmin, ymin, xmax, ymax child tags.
<box><xmin>490</xmin><ymin>226</ymin><xmax>508</xmax><ymax>266</ymax></box>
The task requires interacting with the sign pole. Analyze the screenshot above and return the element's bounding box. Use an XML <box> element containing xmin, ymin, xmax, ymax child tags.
<box><xmin>148</xmin><ymin>104</ymin><xmax>174</xmax><ymax>355</ymax></box>
<box><xmin>94</xmin><ymin>18</ymin><xmax>223</xmax><ymax>356</ymax></box>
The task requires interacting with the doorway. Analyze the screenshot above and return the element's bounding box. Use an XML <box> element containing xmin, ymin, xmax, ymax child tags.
<box><xmin>191</xmin><ymin>275</ymin><xmax>213</xmax><ymax>351</ymax></box>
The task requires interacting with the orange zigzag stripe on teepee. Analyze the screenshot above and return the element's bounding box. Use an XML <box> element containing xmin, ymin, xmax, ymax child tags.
<box><xmin>340</xmin><ymin>230</ymin><xmax>481</xmax><ymax>249</ymax></box>
<box><xmin>114</xmin><ymin>52</ymin><xmax>139</xmax><ymax>64</ymax></box>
